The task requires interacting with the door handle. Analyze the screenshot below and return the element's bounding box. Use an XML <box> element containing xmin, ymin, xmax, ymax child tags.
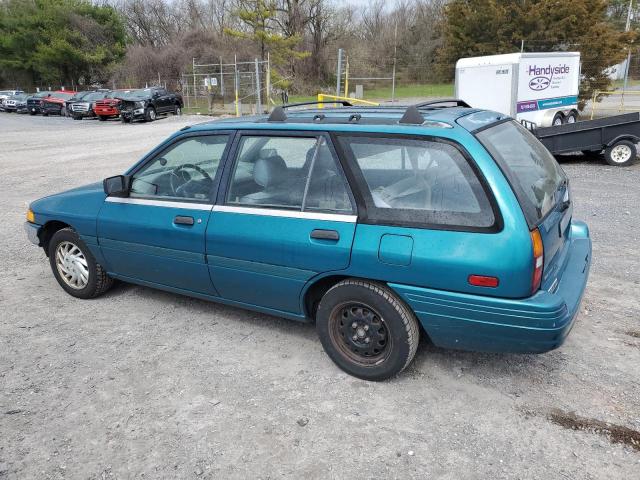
<box><xmin>310</xmin><ymin>229</ymin><xmax>339</xmax><ymax>241</ymax></box>
<box><xmin>174</xmin><ymin>215</ymin><xmax>194</xmax><ymax>225</ymax></box>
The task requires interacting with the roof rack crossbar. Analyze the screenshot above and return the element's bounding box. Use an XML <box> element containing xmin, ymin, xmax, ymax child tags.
<box><xmin>414</xmin><ymin>98</ymin><xmax>471</xmax><ymax>109</ymax></box>
<box><xmin>281</xmin><ymin>100</ymin><xmax>353</xmax><ymax>109</ymax></box>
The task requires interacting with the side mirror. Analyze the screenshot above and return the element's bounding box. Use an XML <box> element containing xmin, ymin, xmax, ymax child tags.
<box><xmin>103</xmin><ymin>175</ymin><xmax>130</xmax><ymax>197</ymax></box>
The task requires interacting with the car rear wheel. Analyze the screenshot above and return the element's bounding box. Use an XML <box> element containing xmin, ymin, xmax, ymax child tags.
<box><xmin>604</xmin><ymin>140</ymin><xmax>637</xmax><ymax>167</ymax></box>
<box><xmin>145</xmin><ymin>107</ymin><xmax>156</xmax><ymax>122</ymax></box>
<box><xmin>316</xmin><ymin>279</ymin><xmax>420</xmax><ymax>381</ymax></box>
<box><xmin>48</xmin><ymin>228</ymin><xmax>113</xmax><ymax>299</ymax></box>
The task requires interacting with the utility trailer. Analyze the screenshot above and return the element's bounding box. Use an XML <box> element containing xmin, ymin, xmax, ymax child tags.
<box><xmin>527</xmin><ymin>112</ymin><xmax>640</xmax><ymax>167</ymax></box>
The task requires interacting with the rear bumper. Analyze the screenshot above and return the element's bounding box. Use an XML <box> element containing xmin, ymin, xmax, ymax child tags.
<box><xmin>390</xmin><ymin>221</ymin><xmax>592</xmax><ymax>354</ymax></box>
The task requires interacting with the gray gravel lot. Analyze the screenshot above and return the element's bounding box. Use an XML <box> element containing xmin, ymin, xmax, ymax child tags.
<box><xmin>1</xmin><ymin>113</ymin><xmax>639</xmax><ymax>479</ymax></box>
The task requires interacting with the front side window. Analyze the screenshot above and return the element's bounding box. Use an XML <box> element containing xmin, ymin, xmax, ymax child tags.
<box><xmin>338</xmin><ymin>135</ymin><xmax>496</xmax><ymax>229</ymax></box>
<box><xmin>476</xmin><ymin>120</ymin><xmax>566</xmax><ymax>225</ymax></box>
<box><xmin>130</xmin><ymin>135</ymin><xmax>229</xmax><ymax>201</ymax></box>
<box><xmin>227</xmin><ymin>135</ymin><xmax>354</xmax><ymax>213</ymax></box>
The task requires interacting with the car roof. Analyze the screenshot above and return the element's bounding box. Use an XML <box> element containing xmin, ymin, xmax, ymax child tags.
<box><xmin>186</xmin><ymin>103</ymin><xmax>509</xmax><ymax>136</ymax></box>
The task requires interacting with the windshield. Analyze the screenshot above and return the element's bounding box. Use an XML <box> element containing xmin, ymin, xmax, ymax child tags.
<box><xmin>117</xmin><ymin>89</ymin><xmax>151</xmax><ymax>100</ymax></box>
<box><xmin>83</xmin><ymin>92</ymin><xmax>106</xmax><ymax>101</ymax></box>
<box><xmin>34</xmin><ymin>91</ymin><xmax>51</xmax><ymax>98</ymax></box>
<box><xmin>53</xmin><ymin>92</ymin><xmax>75</xmax><ymax>100</ymax></box>
<box><xmin>477</xmin><ymin>120</ymin><xmax>566</xmax><ymax>226</ymax></box>
<box><xmin>12</xmin><ymin>94</ymin><xmax>28</xmax><ymax>100</ymax></box>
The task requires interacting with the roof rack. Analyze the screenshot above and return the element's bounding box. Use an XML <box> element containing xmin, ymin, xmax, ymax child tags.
<box><xmin>414</xmin><ymin>99</ymin><xmax>470</xmax><ymax>109</ymax></box>
<box><xmin>281</xmin><ymin>100</ymin><xmax>353</xmax><ymax>109</ymax></box>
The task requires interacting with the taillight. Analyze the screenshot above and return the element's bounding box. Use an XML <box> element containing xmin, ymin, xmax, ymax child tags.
<box><xmin>530</xmin><ymin>228</ymin><xmax>544</xmax><ymax>294</ymax></box>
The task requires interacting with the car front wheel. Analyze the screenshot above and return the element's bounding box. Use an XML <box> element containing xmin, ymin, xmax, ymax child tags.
<box><xmin>316</xmin><ymin>279</ymin><xmax>420</xmax><ymax>381</ymax></box>
<box><xmin>145</xmin><ymin>106</ymin><xmax>156</xmax><ymax>122</ymax></box>
<box><xmin>48</xmin><ymin>228</ymin><xmax>113</xmax><ymax>299</ymax></box>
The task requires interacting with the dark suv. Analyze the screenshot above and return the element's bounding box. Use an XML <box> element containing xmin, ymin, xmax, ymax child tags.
<box><xmin>118</xmin><ymin>87</ymin><xmax>183</xmax><ymax>123</ymax></box>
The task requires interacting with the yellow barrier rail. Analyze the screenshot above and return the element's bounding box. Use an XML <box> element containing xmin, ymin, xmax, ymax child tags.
<box><xmin>590</xmin><ymin>90</ymin><xmax>640</xmax><ymax>119</ymax></box>
<box><xmin>317</xmin><ymin>94</ymin><xmax>379</xmax><ymax>108</ymax></box>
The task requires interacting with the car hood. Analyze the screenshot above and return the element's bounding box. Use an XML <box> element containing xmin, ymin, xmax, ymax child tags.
<box><xmin>30</xmin><ymin>182</ymin><xmax>107</xmax><ymax>237</ymax></box>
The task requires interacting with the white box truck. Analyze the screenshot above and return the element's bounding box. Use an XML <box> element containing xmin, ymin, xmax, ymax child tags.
<box><xmin>455</xmin><ymin>52</ymin><xmax>581</xmax><ymax>127</ymax></box>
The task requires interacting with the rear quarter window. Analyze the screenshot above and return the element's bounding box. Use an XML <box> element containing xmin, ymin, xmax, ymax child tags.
<box><xmin>336</xmin><ymin>135</ymin><xmax>498</xmax><ymax>230</ymax></box>
<box><xmin>476</xmin><ymin>121</ymin><xmax>566</xmax><ymax>226</ymax></box>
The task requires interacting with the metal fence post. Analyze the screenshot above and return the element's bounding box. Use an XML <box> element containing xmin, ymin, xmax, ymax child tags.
<box><xmin>234</xmin><ymin>55</ymin><xmax>240</xmax><ymax>117</ymax></box>
<box><xmin>220</xmin><ymin>57</ymin><xmax>225</xmax><ymax>103</ymax></box>
<box><xmin>193</xmin><ymin>57</ymin><xmax>197</xmax><ymax>111</ymax></box>
<box><xmin>255</xmin><ymin>58</ymin><xmax>262</xmax><ymax>113</ymax></box>
<box><xmin>336</xmin><ymin>48</ymin><xmax>343</xmax><ymax>97</ymax></box>
<box><xmin>266</xmin><ymin>52</ymin><xmax>271</xmax><ymax>109</ymax></box>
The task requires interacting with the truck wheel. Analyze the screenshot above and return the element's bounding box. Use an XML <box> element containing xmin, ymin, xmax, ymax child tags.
<box><xmin>552</xmin><ymin>112</ymin><xmax>564</xmax><ymax>126</ymax></box>
<box><xmin>174</xmin><ymin>105</ymin><xmax>182</xmax><ymax>116</ymax></box>
<box><xmin>48</xmin><ymin>228</ymin><xmax>114</xmax><ymax>299</ymax></box>
<box><xmin>316</xmin><ymin>279</ymin><xmax>420</xmax><ymax>381</ymax></box>
<box><xmin>72</xmin><ymin>115</ymin><xmax>82</xmax><ymax>120</ymax></box>
<box><xmin>120</xmin><ymin>114</ymin><xmax>130</xmax><ymax>123</ymax></box>
<box><xmin>98</xmin><ymin>115</ymin><xmax>107</xmax><ymax>121</ymax></box>
<box><xmin>604</xmin><ymin>140</ymin><xmax>637</xmax><ymax>167</ymax></box>
<box><xmin>565</xmin><ymin>111</ymin><xmax>578</xmax><ymax>124</ymax></box>
<box><xmin>144</xmin><ymin>107</ymin><xmax>156</xmax><ymax>122</ymax></box>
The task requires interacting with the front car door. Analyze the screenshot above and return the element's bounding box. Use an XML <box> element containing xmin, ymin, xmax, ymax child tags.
<box><xmin>206</xmin><ymin>131</ymin><xmax>357</xmax><ymax>315</ymax></box>
<box><xmin>97</xmin><ymin>133</ymin><xmax>231</xmax><ymax>294</ymax></box>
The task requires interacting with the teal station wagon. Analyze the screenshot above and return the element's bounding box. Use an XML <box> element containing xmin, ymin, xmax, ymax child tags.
<box><xmin>25</xmin><ymin>100</ymin><xmax>592</xmax><ymax>380</ymax></box>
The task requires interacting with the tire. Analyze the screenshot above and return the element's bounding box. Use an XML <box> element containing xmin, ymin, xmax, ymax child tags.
<box><xmin>48</xmin><ymin>228</ymin><xmax>113</xmax><ymax>299</ymax></box>
<box><xmin>564</xmin><ymin>110</ymin><xmax>578</xmax><ymax>124</ymax></box>
<box><xmin>552</xmin><ymin>112</ymin><xmax>564</xmax><ymax>126</ymax></box>
<box><xmin>42</xmin><ymin>112</ymin><xmax>48</xmax><ymax>117</ymax></box>
<box><xmin>120</xmin><ymin>115</ymin><xmax>130</xmax><ymax>123</ymax></box>
<box><xmin>144</xmin><ymin>106</ymin><xmax>156</xmax><ymax>122</ymax></box>
<box><xmin>316</xmin><ymin>279</ymin><xmax>420</xmax><ymax>381</ymax></box>
<box><xmin>174</xmin><ymin>104</ymin><xmax>182</xmax><ymax>116</ymax></box>
<box><xmin>98</xmin><ymin>115</ymin><xmax>107</xmax><ymax>121</ymax></box>
<box><xmin>72</xmin><ymin>115</ymin><xmax>82</xmax><ymax>120</ymax></box>
<box><xmin>604</xmin><ymin>140</ymin><xmax>637</xmax><ymax>167</ymax></box>
<box><xmin>29</xmin><ymin>111</ymin><xmax>36</xmax><ymax>115</ymax></box>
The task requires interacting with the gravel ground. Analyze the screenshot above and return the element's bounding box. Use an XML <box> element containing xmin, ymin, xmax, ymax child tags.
<box><xmin>1</xmin><ymin>113</ymin><xmax>639</xmax><ymax>480</ymax></box>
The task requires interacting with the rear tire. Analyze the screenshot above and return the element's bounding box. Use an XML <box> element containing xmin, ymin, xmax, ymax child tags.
<box><xmin>316</xmin><ymin>279</ymin><xmax>420</xmax><ymax>381</ymax></box>
<box><xmin>565</xmin><ymin>110</ymin><xmax>578</xmax><ymax>124</ymax></box>
<box><xmin>48</xmin><ymin>228</ymin><xmax>113</xmax><ymax>299</ymax></box>
<box><xmin>604</xmin><ymin>140</ymin><xmax>637</xmax><ymax>167</ymax></box>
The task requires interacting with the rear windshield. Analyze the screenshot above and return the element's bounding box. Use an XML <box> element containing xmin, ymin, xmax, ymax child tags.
<box><xmin>476</xmin><ymin>121</ymin><xmax>566</xmax><ymax>226</ymax></box>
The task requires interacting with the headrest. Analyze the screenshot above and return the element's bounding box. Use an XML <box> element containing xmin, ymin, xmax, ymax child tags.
<box><xmin>253</xmin><ymin>155</ymin><xmax>287</xmax><ymax>188</ymax></box>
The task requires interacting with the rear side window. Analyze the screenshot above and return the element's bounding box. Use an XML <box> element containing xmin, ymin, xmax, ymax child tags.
<box><xmin>337</xmin><ymin>135</ymin><xmax>496</xmax><ymax>229</ymax></box>
<box><xmin>227</xmin><ymin>135</ymin><xmax>354</xmax><ymax>214</ymax></box>
<box><xmin>476</xmin><ymin>121</ymin><xmax>566</xmax><ymax>225</ymax></box>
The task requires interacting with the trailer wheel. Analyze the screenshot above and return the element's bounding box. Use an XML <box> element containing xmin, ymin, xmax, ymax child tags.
<box><xmin>565</xmin><ymin>111</ymin><xmax>578</xmax><ymax>124</ymax></box>
<box><xmin>552</xmin><ymin>112</ymin><xmax>564</xmax><ymax>126</ymax></box>
<box><xmin>605</xmin><ymin>140</ymin><xmax>637</xmax><ymax>167</ymax></box>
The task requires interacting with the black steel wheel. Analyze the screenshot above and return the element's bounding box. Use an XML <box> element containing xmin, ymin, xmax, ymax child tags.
<box><xmin>316</xmin><ymin>279</ymin><xmax>420</xmax><ymax>381</ymax></box>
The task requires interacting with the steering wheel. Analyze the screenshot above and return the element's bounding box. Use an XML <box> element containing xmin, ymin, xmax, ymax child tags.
<box><xmin>169</xmin><ymin>163</ymin><xmax>212</xmax><ymax>195</ymax></box>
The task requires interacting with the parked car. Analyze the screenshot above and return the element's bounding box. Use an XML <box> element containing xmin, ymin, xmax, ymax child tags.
<box><xmin>42</xmin><ymin>90</ymin><xmax>77</xmax><ymax>116</ymax></box>
<box><xmin>63</xmin><ymin>91</ymin><xmax>92</xmax><ymax>116</ymax></box>
<box><xmin>0</xmin><ymin>89</ymin><xmax>24</xmax><ymax>110</ymax></box>
<box><xmin>26</xmin><ymin>91</ymin><xmax>53</xmax><ymax>115</ymax></box>
<box><xmin>24</xmin><ymin>102</ymin><xmax>592</xmax><ymax>380</ymax></box>
<box><xmin>117</xmin><ymin>87</ymin><xmax>183</xmax><ymax>123</ymax></box>
<box><xmin>94</xmin><ymin>90</ymin><xmax>126</xmax><ymax>121</ymax></box>
<box><xmin>2</xmin><ymin>92</ymin><xmax>29</xmax><ymax>112</ymax></box>
<box><xmin>69</xmin><ymin>91</ymin><xmax>110</xmax><ymax>120</ymax></box>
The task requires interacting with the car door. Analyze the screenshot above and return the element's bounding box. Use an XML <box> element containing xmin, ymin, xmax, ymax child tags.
<box><xmin>97</xmin><ymin>132</ymin><xmax>232</xmax><ymax>294</ymax></box>
<box><xmin>206</xmin><ymin>131</ymin><xmax>357</xmax><ymax>315</ymax></box>
<box><xmin>154</xmin><ymin>88</ymin><xmax>170</xmax><ymax>113</ymax></box>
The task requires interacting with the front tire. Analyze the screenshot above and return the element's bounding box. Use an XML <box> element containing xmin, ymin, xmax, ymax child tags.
<box><xmin>144</xmin><ymin>106</ymin><xmax>156</xmax><ymax>122</ymax></box>
<box><xmin>316</xmin><ymin>279</ymin><xmax>420</xmax><ymax>381</ymax></box>
<box><xmin>552</xmin><ymin>112</ymin><xmax>564</xmax><ymax>126</ymax></box>
<box><xmin>98</xmin><ymin>115</ymin><xmax>107</xmax><ymax>121</ymax></box>
<box><xmin>604</xmin><ymin>140</ymin><xmax>637</xmax><ymax>166</ymax></box>
<box><xmin>48</xmin><ymin>228</ymin><xmax>113</xmax><ymax>299</ymax></box>
<box><xmin>174</xmin><ymin>104</ymin><xmax>182</xmax><ymax>116</ymax></box>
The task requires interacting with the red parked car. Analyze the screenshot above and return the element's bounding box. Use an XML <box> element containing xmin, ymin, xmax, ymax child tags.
<box><xmin>94</xmin><ymin>90</ymin><xmax>130</xmax><ymax>121</ymax></box>
<box><xmin>41</xmin><ymin>90</ymin><xmax>77</xmax><ymax>116</ymax></box>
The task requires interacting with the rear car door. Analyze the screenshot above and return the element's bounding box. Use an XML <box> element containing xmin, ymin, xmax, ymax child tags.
<box><xmin>97</xmin><ymin>133</ymin><xmax>231</xmax><ymax>294</ymax></box>
<box><xmin>206</xmin><ymin>131</ymin><xmax>357</xmax><ymax>315</ymax></box>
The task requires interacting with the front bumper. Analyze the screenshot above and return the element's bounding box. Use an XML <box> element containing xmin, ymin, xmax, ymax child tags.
<box><xmin>390</xmin><ymin>221</ymin><xmax>592</xmax><ymax>354</ymax></box>
<box><xmin>25</xmin><ymin>222</ymin><xmax>41</xmax><ymax>246</ymax></box>
<box><xmin>121</xmin><ymin>108</ymin><xmax>145</xmax><ymax>120</ymax></box>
